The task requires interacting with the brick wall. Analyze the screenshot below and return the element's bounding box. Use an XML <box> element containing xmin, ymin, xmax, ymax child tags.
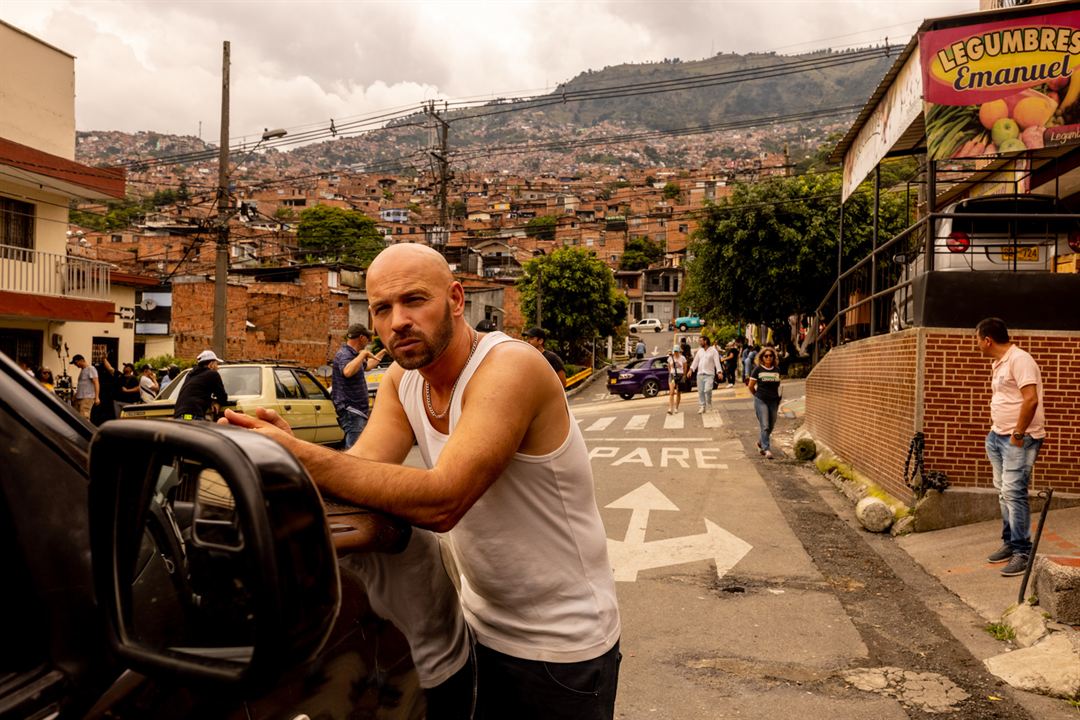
<box><xmin>923</xmin><ymin>329</ymin><xmax>1080</xmax><ymax>494</ymax></box>
<box><xmin>172</xmin><ymin>270</ymin><xmax>351</xmax><ymax>369</ymax></box>
<box><xmin>806</xmin><ymin>331</ymin><xmax>920</xmax><ymax>501</ymax></box>
<box><xmin>807</xmin><ymin>327</ymin><xmax>1080</xmax><ymax>503</ymax></box>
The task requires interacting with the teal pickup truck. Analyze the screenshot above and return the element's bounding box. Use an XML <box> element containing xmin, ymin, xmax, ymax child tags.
<box><xmin>673</xmin><ymin>314</ymin><xmax>704</xmax><ymax>331</ymax></box>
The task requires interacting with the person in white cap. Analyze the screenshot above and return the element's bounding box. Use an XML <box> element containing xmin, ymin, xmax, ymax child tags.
<box><xmin>173</xmin><ymin>350</ymin><xmax>228</xmax><ymax>420</ymax></box>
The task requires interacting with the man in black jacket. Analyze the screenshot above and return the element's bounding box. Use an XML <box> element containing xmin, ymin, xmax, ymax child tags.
<box><xmin>173</xmin><ymin>350</ymin><xmax>229</xmax><ymax>420</ymax></box>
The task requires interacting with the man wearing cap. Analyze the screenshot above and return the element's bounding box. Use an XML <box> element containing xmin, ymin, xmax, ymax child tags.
<box><xmin>523</xmin><ymin>327</ymin><xmax>566</xmax><ymax>386</ymax></box>
<box><xmin>70</xmin><ymin>354</ymin><xmax>99</xmax><ymax>419</ymax></box>
<box><xmin>173</xmin><ymin>350</ymin><xmax>229</xmax><ymax>420</ymax></box>
<box><xmin>332</xmin><ymin>323</ymin><xmax>388</xmax><ymax>449</ymax></box>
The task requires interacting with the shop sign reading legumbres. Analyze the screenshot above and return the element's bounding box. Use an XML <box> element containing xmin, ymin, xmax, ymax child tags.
<box><xmin>920</xmin><ymin>9</ymin><xmax>1080</xmax><ymax>160</ymax></box>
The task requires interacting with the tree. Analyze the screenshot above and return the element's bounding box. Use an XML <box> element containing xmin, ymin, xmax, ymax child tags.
<box><xmin>662</xmin><ymin>181</ymin><xmax>681</xmax><ymax>201</ymax></box>
<box><xmin>525</xmin><ymin>215</ymin><xmax>558</xmax><ymax>241</ymax></box>
<box><xmin>296</xmin><ymin>205</ymin><xmax>385</xmax><ymax>267</ymax></box>
<box><xmin>681</xmin><ymin>170</ymin><xmax>910</xmax><ymax>333</ymax></box>
<box><xmin>619</xmin><ymin>236</ymin><xmax>663</xmax><ymax>270</ymax></box>
<box><xmin>517</xmin><ymin>247</ymin><xmax>628</xmax><ymax>362</ymax></box>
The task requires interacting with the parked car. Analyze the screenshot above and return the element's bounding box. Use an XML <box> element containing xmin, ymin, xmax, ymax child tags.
<box><xmin>0</xmin><ymin>351</ymin><xmax>423</xmax><ymax>719</ymax></box>
<box><xmin>120</xmin><ymin>363</ymin><xmax>344</xmax><ymax>446</ymax></box>
<box><xmin>608</xmin><ymin>355</ymin><xmax>671</xmax><ymax>399</ymax></box>
<box><xmin>628</xmin><ymin>318</ymin><xmax>664</xmax><ymax>334</ymax></box>
<box><xmin>890</xmin><ymin>194</ymin><xmax>1080</xmax><ymax>330</ymax></box>
<box><xmin>673</xmin><ymin>314</ymin><xmax>704</xmax><ymax>331</ymax></box>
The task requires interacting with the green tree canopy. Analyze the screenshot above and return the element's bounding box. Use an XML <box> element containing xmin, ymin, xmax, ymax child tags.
<box><xmin>681</xmin><ymin>170</ymin><xmax>910</xmax><ymax>332</ymax></box>
<box><xmin>662</xmin><ymin>181</ymin><xmax>681</xmax><ymax>201</ymax></box>
<box><xmin>525</xmin><ymin>215</ymin><xmax>558</xmax><ymax>241</ymax></box>
<box><xmin>517</xmin><ymin>247</ymin><xmax>628</xmax><ymax>362</ymax></box>
<box><xmin>619</xmin><ymin>236</ymin><xmax>663</xmax><ymax>270</ymax></box>
<box><xmin>296</xmin><ymin>204</ymin><xmax>385</xmax><ymax>266</ymax></box>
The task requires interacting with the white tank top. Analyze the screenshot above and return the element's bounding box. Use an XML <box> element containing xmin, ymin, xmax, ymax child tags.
<box><xmin>399</xmin><ymin>332</ymin><xmax>620</xmax><ymax>662</ymax></box>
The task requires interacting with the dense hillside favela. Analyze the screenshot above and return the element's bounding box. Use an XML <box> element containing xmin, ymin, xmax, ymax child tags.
<box><xmin>67</xmin><ymin>48</ymin><xmax>892</xmax><ymax>349</ymax></box>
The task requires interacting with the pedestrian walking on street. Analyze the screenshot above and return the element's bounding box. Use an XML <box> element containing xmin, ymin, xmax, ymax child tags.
<box><xmin>742</xmin><ymin>344</ymin><xmax>758</xmax><ymax>385</ymax></box>
<box><xmin>667</xmin><ymin>346</ymin><xmax>686</xmax><ymax>414</ymax></box>
<box><xmin>679</xmin><ymin>336</ymin><xmax>693</xmax><ymax>362</ymax></box>
<box><xmin>70</xmin><ymin>354</ymin><xmax>99</xmax><ymax>420</ymax></box>
<box><xmin>688</xmin><ymin>335</ymin><xmax>721</xmax><ymax>413</ymax></box>
<box><xmin>331</xmin><ymin>323</ymin><xmax>386</xmax><ymax>449</ymax></box>
<box><xmin>173</xmin><ymin>350</ymin><xmax>229</xmax><ymax>421</ymax></box>
<box><xmin>976</xmin><ymin>317</ymin><xmax>1045</xmax><ymax>578</ymax></box>
<box><xmin>748</xmin><ymin>346</ymin><xmax>782</xmax><ymax>460</ymax></box>
<box><xmin>721</xmin><ymin>342</ymin><xmax>738</xmax><ymax>388</ymax></box>
<box><xmin>634</xmin><ymin>338</ymin><xmax>646</xmax><ymax>359</ymax></box>
<box><xmin>222</xmin><ymin>243</ymin><xmax>621</xmax><ymax>719</ymax></box>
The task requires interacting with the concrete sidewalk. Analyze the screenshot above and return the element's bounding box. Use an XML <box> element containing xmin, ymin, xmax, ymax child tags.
<box><xmin>896</xmin><ymin>504</ymin><xmax>1080</xmax><ymax>623</ymax></box>
<box><xmin>896</xmin><ymin>504</ymin><xmax>1080</xmax><ymax>704</ymax></box>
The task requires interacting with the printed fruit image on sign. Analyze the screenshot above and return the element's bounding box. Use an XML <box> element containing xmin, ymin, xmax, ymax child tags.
<box><xmin>920</xmin><ymin>9</ymin><xmax>1080</xmax><ymax>160</ymax></box>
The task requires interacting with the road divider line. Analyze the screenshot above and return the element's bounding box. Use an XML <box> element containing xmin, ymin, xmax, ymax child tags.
<box><xmin>663</xmin><ymin>412</ymin><xmax>684</xmax><ymax>430</ymax></box>
<box><xmin>702</xmin><ymin>411</ymin><xmax>724</xmax><ymax>428</ymax></box>
<box><xmin>624</xmin><ymin>414</ymin><xmax>649</xmax><ymax>430</ymax></box>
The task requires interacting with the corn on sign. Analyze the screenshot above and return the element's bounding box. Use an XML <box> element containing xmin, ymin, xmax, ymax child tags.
<box><xmin>920</xmin><ymin>9</ymin><xmax>1080</xmax><ymax>160</ymax></box>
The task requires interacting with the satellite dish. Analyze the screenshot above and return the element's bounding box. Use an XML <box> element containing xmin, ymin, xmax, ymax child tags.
<box><xmin>140</xmin><ymin>298</ymin><xmax>158</xmax><ymax>311</ymax></box>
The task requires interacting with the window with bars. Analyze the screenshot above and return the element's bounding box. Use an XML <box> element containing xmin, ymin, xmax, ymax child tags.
<box><xmin>0</xmin><ymin>196</ymin><xmax>34</xmax><ymax>261</ymax></box>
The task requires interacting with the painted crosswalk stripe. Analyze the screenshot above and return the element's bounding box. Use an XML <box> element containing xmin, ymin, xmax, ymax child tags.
<box><xmin>702</xmin><ymin>411</ymin><xmax>724</xmax><ymax>429</ymax></box>
<box><xmin>624</xmin><ymin>415</ymin><xmax>649</xmax><ymax>430</ymax></box>
<box><xmin>663</xmin><ymin>412</ymin><xmax>684</xmax><ymax>430</ymax></box>
<box><xmin>586</xmin><ymin>417</ymin><xmax>615</xmax><ymax>432</ymax></box>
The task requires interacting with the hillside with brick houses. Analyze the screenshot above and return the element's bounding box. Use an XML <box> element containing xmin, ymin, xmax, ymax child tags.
<box><xmin>65</xmin><ymin>47</ymin><xmax>892</xmax><ymax>366</ymax></box>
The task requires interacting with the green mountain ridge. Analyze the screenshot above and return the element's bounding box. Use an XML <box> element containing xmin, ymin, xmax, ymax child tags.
<box><xmin>77</xmin><ymin>47</ymin><xmax>894</xmax><ymax>174</ymax></box>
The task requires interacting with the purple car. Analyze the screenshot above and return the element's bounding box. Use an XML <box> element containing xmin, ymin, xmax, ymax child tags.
<box><xmin>608</xmin><ymin>355</ymin><xmax>671</xmax><ymax>400</ymax></box>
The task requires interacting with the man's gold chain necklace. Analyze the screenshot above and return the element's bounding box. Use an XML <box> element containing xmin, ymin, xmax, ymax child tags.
<box><xmin>424</xmin><ymin>329</ymin><xmax>479</xmax><ymax>420</ymax></box>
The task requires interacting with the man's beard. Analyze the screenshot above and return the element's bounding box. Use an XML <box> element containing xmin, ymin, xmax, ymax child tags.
<box><xmin>390</xmin><ymin>303</ymin><xmax>455</xmax><ymax>370</ymax></box>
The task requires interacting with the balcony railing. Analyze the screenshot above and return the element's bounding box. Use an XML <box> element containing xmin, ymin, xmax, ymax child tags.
<box><xmin>0</xmin><ymin>244</ymin><xmax>111</xmax><ymax>301</ymax></box>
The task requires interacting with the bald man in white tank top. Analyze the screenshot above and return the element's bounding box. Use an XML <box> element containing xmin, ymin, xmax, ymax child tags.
<box><xmin>224</xmin><ymin>244</ymin><xmax>621</xmax><ymax>719</ymax></box>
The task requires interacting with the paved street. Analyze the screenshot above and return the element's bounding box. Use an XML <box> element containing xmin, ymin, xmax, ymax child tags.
<box><xmin>570</xmin><ymin>382</ymin><xmax>1070</xmax><ymax>720</ymax></box>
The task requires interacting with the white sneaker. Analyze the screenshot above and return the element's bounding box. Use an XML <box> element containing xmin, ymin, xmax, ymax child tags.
<box><xmin>697</xmin><ymin>407</ymin><xmax>704</xmax><ymax>414</ymax></box>
<box><xmin>726</xmin><ymin>384</ymin><xmax>734</xmax><ymax>388</ymax></box>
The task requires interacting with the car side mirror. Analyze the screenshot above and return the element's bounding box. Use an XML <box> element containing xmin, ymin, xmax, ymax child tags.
<box><xmin>88</xmin><ymin>420</ymin><xmax>339</xmax><ymax>687</ymax></box>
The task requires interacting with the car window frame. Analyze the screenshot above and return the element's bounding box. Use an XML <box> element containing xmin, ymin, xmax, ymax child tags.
<box><xmin>273</xmin><ymin>368</ymin><xmax>303</xmax><ymax>400</ymax></box>
<box><xmin>294</xmin><ymin>369</ymin><xmax>331</xmax><ymax>400</ymax></box>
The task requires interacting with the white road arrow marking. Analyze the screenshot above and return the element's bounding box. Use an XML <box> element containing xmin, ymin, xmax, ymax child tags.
<box><xmin>605</xmin><ymin>482</ymin><xmax>752</xmax><ymax>582</ymax></box>
<box><xmin>606</xmin><ymin>482</ymin><xmax>678</xmax><ymax>544</ymax></box>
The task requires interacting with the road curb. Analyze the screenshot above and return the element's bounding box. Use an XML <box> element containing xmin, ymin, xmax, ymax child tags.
<box><xmin>566</xmin><ymin>368</ymin><xmax>608</xmax><ymax>399</ymax></box>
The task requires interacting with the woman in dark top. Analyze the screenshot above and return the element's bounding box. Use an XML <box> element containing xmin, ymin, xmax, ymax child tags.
<box><xmin>118</xmin><ymin>363</ymin><xmax>142</xmax><ymax>405</ymax></box>
<box><xmin>748</xmin><ymin>346</ymin><xmax>782</xmax><ymax>459</ymax></box>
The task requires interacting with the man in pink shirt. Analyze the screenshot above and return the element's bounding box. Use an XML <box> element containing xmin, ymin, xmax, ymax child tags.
<box><xmin>975</xmin><ymin>318</ymin><xmax>1045</xmax><ymax>578</ymax></box>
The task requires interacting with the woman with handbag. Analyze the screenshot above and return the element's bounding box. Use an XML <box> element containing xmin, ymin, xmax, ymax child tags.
<box><xmin>667</xmin><ymin>346</ymin><xmax>686</xmax><ymax>414</ymax></box>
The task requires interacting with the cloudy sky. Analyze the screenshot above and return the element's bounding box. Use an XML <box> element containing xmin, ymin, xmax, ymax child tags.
<box><xmin>4</xmin><ymin>0</ymin><xmax>973</xmax><ymax>144</ymax></box>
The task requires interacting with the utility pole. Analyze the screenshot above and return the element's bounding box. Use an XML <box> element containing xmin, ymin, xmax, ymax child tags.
<box><xmin>535</xmin><ymin>263</ymin><xmax>542</xmax><ymax>327</ymax></box>
<box><xmin>212</xmin><ymin>41</ymin><xmax>230</xmax><ymax>358</ymax></box>
<box><xmin>426</xmin><ymin>101</ymin><xmax>450</xmax><ymax>248</ymax></box>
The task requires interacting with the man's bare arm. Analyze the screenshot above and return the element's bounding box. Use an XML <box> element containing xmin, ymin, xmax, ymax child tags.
<box><xmin>240</xmin><ymin>343</ymin><xmax>558</xmax><ymax>531</ymax></box>
<box><xmin>1013</xmin><ymin>384</ymin><xmax>1039</xmax><ymax>436</ymax></box>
